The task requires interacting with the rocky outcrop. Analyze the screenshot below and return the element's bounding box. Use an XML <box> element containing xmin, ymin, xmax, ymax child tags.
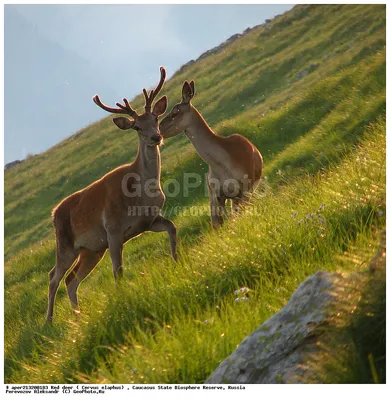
<box><xmin>206</xmin><ymin>271</ymin><xmax>341</xmax><ymax>384</ymax></box>
<box><xmin>4</xmin><ymin>159</ymin><xmax>22</xmax><ymax>170</ymax></box>
<box><xmin>173</xmin><ymin>21</ymin><xmax>273</xmax><ymax>77</ymax></box>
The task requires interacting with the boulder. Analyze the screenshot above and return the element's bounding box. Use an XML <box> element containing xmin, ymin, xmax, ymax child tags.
<box><xmin>206</xmin><ymin>270</ymin><xmax>343</xmax><ymax>384</ymax></box>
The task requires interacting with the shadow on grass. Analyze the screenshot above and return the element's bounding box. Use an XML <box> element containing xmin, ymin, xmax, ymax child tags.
<box><xmin>299</xmin><ymin>233</ymin><xmax>386</xmax><ymax>383</ymax></box>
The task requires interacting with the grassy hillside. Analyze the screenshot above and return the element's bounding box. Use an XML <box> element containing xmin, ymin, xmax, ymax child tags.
<box><xmin>4</xmin><ymin>4</ymin><xmax>386</xmax><ymax>383</ymax></box>
<box><xmin>4</xmin><ymin>4</ymin><xmax>385</xmax><ymax>258</ymax></box>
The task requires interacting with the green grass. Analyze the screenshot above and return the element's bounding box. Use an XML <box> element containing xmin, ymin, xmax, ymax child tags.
<box><xmin>4</xmin><ymin>4</ymin><xmax>386</xmax><ymax>384</ymax></box>
<box><xmin>5</xmin><ymin>121</ymin><xmax>386</xmax><ymax>383</ymax></box>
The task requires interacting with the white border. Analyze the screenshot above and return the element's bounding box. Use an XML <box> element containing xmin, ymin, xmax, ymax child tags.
<box><xmin>1</xmin><ymin>1</ymin><xmax>389</xmax><ymax>399</ymax></box>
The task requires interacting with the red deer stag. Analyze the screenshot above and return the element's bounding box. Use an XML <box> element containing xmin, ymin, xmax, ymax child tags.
<box><xmin>47</xmin><ymin>67</ymin><xmax>176</xmax><ymax>323</ymax></box>
<box><xmin>159</xmin><ymin>80</ymin><xmax>263</xmax><ymax>228</ymax></box>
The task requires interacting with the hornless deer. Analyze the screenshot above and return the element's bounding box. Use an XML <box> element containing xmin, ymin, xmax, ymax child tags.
<box><xmin>159</xmin><ymin>80</ymin><xmax>263</xmax><ymax>228</ymax></box>
<box><xmin>46</xmin><ymin>67</ymin><xmax>176</xmax><ymax>323</ymax></box>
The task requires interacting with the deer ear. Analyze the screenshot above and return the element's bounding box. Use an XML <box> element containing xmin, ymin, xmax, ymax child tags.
<box><xmin>190</xmin><ymin>80</ymin><xmax>195</xmax><ymax>96</ymax></box>
<box><xmin>152</xmin><ymin>96</ymin><xmax>168</xmax><ymax>117</ymax></box>
<box><xmin>113</xmin><ymin>117</ymin><xmax>135</xmax><ymax>130</ymax></box>
<box><xmin>182</xmin><ymin>81</ymin><xmax>194</xmax><ymax>104</ymax></box>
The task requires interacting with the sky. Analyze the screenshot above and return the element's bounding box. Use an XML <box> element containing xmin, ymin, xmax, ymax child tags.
<box><xmin>4</xmin><ymin>4</ymin><xmax>293</xmax><ymax>164</ymax></box>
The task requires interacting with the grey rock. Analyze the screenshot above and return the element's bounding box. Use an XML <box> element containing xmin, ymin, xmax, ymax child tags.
<box><xmin>4</xmin><ymin>159</ymin><xmax>22</xmax><ymax>170</ymax></box>
<box><xmin>295</xmin><ymin>63</ymin><xmax>319</xmax><ymax>81</ymax></box>
<box><xmin>324</xmin><ymin>51</ymin><xmax>337</xmax><ymax>60</ymax></box>
<box><xmin>206</xmin><ymin>271</ymin><xmax>342</xmax><ymax>384</ymax></box>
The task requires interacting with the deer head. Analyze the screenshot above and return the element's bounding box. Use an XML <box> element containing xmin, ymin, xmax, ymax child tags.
<box><xmin>159</xmin><ymin>80</ymin><xmax>195</xmax><ymax>138</ymax></box>
<box><xmin>93</xmin><ymin>67</ymin><xmax>168</xmax><ymax>146</ymax></box>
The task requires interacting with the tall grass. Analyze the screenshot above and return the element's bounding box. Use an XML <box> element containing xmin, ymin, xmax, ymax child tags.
<box><xmin>5</xmin><ymin>120</ymin><xmax>385</xmax><ymax>383</ymax></box>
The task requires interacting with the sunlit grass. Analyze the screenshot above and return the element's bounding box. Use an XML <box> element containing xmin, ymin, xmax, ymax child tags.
<box><xmin>5</xmin><ymin>121</ymin><xmax>385</xmax><ymax>383</ymax></box>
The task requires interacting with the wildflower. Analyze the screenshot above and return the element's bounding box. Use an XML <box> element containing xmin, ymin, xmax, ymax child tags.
<box><xmin>235</xmin><ymin>287</ymin><xmax>249</xmax><ymax>295</ymax></box>
<box><xmin>235</xmin><ymin>296</ymin><xmax>249</xmax><ymax>303</ymax></box>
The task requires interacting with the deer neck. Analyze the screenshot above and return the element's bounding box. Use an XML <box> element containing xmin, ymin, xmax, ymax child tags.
<box><xmin>184</xmin><ymin>108</ymin><xmax>222</xmax><ymax>167</ymax></box>
<box><xmin>135</xmin><ymin>140</ymin><xmax>161</xmax><ymax>182</ymax></box>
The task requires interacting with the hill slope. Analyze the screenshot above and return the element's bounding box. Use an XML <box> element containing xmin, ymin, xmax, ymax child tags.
<box><xmin>4</xmin><ymin>4</ymin><xmax>385</xmax><ymax>258</ymax></box>
<box><xmin>4</xmin><ymin>4</ymin><xmax>386</xmax><ymax>383</ymax></box>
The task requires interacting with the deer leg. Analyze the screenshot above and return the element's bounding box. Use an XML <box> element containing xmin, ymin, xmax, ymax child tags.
<box><xmin>232</xmin><ymin>193</ymin><xmax>250</xmax><ymax>215</ymax></box>
<box><xmin>210</xmin><ymin>195</ymin><xmax>226</xmax><ymax>229</ymax></box>
<box><xmin>107</xmin><ymin>232</ymin><xmax>124</xmax><ymax>281</ymax></box>
<box><xmin>65</xmin><ymin>249</ymin><xmax>106</xmax><ymax>312</ymax></box>
<box><xmin>149</xmin><ymin>215</ymin><xmax>177</xmax><ymax>261</ymax></box>
<box><xmin>47</xmin><ymin>248</ymin><xmax>79</xmax><ymax>323</ymax></box>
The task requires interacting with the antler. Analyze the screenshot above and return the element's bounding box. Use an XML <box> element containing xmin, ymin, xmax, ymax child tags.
<box><xmin>143</xmin><ymin>66</ymin><xmax>167</xmax><ymax>113</ymax></box>
<box><xmin>93</xmin><ymin>66</ymin><xmax>166</xmax><ymax>116</ymax></box>
<box><xmin>93</xmin><ymin>95</ymin><xmax>138</xmax><ymax>118</ymax></box>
